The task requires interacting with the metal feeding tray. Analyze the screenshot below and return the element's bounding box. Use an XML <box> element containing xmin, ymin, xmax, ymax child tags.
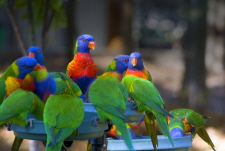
<box><xmin>107</xmin><ymin>134</ymin><xmax>192</xmax><ymax>151</ymax></box>
<box><xmin>8</xmin><ymin>102</ymin><xmax>144</xmax><ymax>141</ymax></box>
<box><xmin>124</xmin><ymin>102</ymin><xmax>144</xmax><ymax>122</ymax></box>
<box><xmin>8</xmin><ymin>103</ymin><xmax>108</xmax><ymax>141</ymax></box>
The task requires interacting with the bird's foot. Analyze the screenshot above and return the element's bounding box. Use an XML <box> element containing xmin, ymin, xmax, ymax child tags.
<box><xmin>127</xmin><ymin>98</ymin><xmax>135</xmax><ymax>103</ymax></box>
<box><xmin>136</xmin><ymin>134</ymin><xmax>142</xmax><ymax>139</ymax></box>
<box><xmin>5</xmin><ymin>123</ymin><xmax>12</xmax><ymax>131</ymax></box>
<box><xmin>27</xmin><ymin>118</ymin><xmax>37</xmax><ymax>128</ymax></box>
<box><xmin>130</xmin><ymin>102</ymin><xmax>138</xmax><ymax>110</ymax></box>
<box><xmin>91</xmin><ymin>116</ymin><xmax>100</xmax><ymax>127</ymax></box>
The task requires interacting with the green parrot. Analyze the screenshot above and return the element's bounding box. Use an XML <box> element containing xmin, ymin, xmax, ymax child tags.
<box><xmin>88</xmin><ymin>55</ymin><xmax>135</xmax><ymax>151</ymax></box>
<box><xmin>168</xmin><ymin>108</ymin><xmax>216</xmax><ymax>151</ymax></box>
<box><xmin>122</xmin><ymin>52</ymin><xmax>174</xmax><ymax>150</ymax></box>
<box><xmin>0</xmin><ymin>89</ymin><xmax>44</xmax><ymax>127</ymax></box>
<box><xmin>49</xmin><ymin>72</ymin><xmax>84</xmax><ymax>100</ymax></box>
<box><xmin>43</xmin><ymin>76</ymin><xmax>84</xmax><ymax>151</ymax></box>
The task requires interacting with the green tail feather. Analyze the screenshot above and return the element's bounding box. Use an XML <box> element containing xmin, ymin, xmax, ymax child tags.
<box><xmin>46</xmin><ymin>140</ymin><xmax>63</xmax><ymax>151</ymax></box>
<box><xmin>112</xmin><ymin>117</ymin><xmax>135</xmax><ymax>151</ymax></box>
<box><xmin>154</xmin><ymin>112</ymin><xmax>174</xmax><ymax>147</ymax></box>
<box><xmin>11</xmin><ymin>136</ymin><xmax>23</xmax><ymax>151</ymax></box>
<box><xmin>196</xmin><ymin>126</ymin><xmax>216</xmax><ymax>151</ymax></box>
<box><xmin>86</xmin><ymin>144</ymin><xmax>92</xmax><ymax>151</ymax></box>
<box><xmin>144</xmin><ymin>112</ymin><xmax>158</xmax><ymax>151</ymax></box>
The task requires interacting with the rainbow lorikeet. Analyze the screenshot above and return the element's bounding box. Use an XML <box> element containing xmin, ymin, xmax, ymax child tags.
<box><xmin>66</xmin><ymin>34</ymin><xmax>97</xmax><ymax>95</ymax></box>
<box><xmin>122</xmin><ymin>52</ymin><xmax>174</xmax><ymax>150</ymax></box>
<box><xmin>49</xmin><ymin>72</ymin><xmax>85</xmax><ymax>101</ymax></box>
<box><xmin>22</xmin><ymin>46</ymin><xmax>56</xmax><ymax>102</ymax></box>
<box><xmin>88</xmin><ymin>55</ymin><xmax>135</xmax><ymax>151</ymax></box>
<box><xmin>12</xmin><ymin>46</ymin><xmax>56</xmax><ymax>151</ymax></box>
<box><xmin>44</xmin><ymin>76</ymin><xmax>84</xmax><ymax>151</ymax></box>
<box><xmin>107</xmin><ymin>116</ymin><xmax>144</xmax><ymax>140</ymax></box>
<box><xmin>0</xmin><ymin>56</ymin><xmax>44</xmax><ymax>126</ymax></box>
<box><xmin>0</xmin><ymin>89</ymin><xmax>44</xmax><ymax>127</ymax></box>
<box><xmin>107</xmin><ymin>123</ymin><xmax>137</xmax><ymax>140</ymax></box>
<box><xmin>167</xmin><ymin>108</ymin><xmax>216</xmax><ymax>151</ymax></box>
<box><xmin>0</xmin><ymin>56</ymin><xmax>42</xmax><ymax>104</ymax></box>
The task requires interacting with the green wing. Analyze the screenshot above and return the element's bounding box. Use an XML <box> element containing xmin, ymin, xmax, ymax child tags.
<box><xmin>44</xmin><ymin>94</ymin><xmax>84</xmax><ymax>149</ymax></box>
<box><xmin>196</xmin><ymin>126</ymin><xmax>216</xmax><ymax>151</ymax></box>
<box><xmin>0</xmin><ymin>89</ymin><xmax>34</xmax><ymax>126</ymax></box>
<box><xmin>186</xmin><ymin>110</ymin><xmax>206</xmax><ymax>127</ymax></box>
<box><xmin>0</xmin><ymin>80</ymin><xmax>6</xmax><ymax>105</ymax></box>
<box><xmin>129</xmin><ymin>78</ymin><xmax>172</xmax><ymax>116</ymax></box>
<box><xmin>88</xmin><ymin>77</ymin><xmax>134</xmax><ymax>150</ymax></box>
<box><xmin>89</xmin><ymin>78</ymin><xmax>127</xmax><ymax>111</ymax></box>
<box><xmin>50</xmin><ymin>72</ymin><xmax>83</xmax><ymax>98</ymax></box>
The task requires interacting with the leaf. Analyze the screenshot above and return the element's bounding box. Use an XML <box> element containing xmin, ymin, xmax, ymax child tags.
<box><xmin>0</xmin><ymin>0</ymin><xmax>7</xmax><ymax>5</ymax></box>
<box><xmin>21</xmin><ymin>12</ymin><xmax>28</xmax><ymax>20</ymax></box>
<box><xmin>50</xmin><ymin>0</ymin><xmax>62</xmax><ymax>11</ymax></box>
<box><xmin>53</xmin><ymin>7</ymin><xmax>67</xmax><ymax>30</ymax></box>
<box><xmin>13</xmin><ymin>0</ymin><xmax>27</xmax><ymax>8</ymax></box>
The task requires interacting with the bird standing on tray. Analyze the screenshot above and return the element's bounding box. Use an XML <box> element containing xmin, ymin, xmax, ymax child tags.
<box><xmin>88</xmin><ymin>55</ymin><xmax>135</xmax><ymax>151</ymax></box>
<box><xmin>66</xmin><ymin>34</ymin><xmax>97</xmax><ymax>96</ymax></box>
<box><xmin>122</xmin><ymin>52</ymin><xmax>174</xmax><ymax>150</ymax></box>
<box><xmin>168</xmin><ymin>108</ymin><xmax>216</xmax><ymax>151</ymax></box>
<box><xmin>44</xmin><ymin>76</ymin><xmax>84</xmax><ymax>151</ymax></box>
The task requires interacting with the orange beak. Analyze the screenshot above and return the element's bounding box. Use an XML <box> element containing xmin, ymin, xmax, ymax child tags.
<box><xmin>29</xmin><ymin>52</ymin><xmax>35</xmax><ymax>58</ymax></box>
<box><xmin>33</xmin><ymin>63</ymin><xmax>43</xmax><ymax>71</ymax></box>
<box><xmin>131</xmin><ymin>58</ymin><xmax>138</xmax><ymax>66</ymax></box>
<box><xmin>88</xmin><ymin>41</ymin><xmax>95</xmax><ymax>50</ymax></box>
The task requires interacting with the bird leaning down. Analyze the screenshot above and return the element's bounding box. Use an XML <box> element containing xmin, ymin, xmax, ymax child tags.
<box><xmin>66</xmin><ymin>34</ymin><xmax>98</xmax><ymax>97</ymax></box>
<box><xmin>168</xmin><ymin>108</ymin><xmax>216</xmax><ymax>151</ymax></box>
<box><xmin>88</xmin><ymin>55</ymin><xmax>135</xmax><ymax>151</ymax></box>
<box><xmin>122</xmin><ymin>52</ymin><xmax>174</xmax><ymax>150</ymax></box>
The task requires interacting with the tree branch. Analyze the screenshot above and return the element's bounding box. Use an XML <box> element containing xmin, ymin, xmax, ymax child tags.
<box><xmin>6</xmin><ymin>0</ymin><xmax>27</xmax><ymax>56</ymax></box>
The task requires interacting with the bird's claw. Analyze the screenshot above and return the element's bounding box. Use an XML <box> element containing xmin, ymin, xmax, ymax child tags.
<box><xmin>27</xmin><ymin>118</ymin><xmax>37</xmax><ymax>128</ymax></box>
<box><xmin>130</xmin><ymin>102</ymin><xmax>138</xmax><ymax>110</ymax></box>
<box><xmin>127</xmin><ymin>98</ymin><xmax>134</xmax><ymax>103</ymax></box>
<box><xmin>136</xmin><ymin>134</ymin><xmax>142</xmax><ymax>139</ymax></box>
<box><xmin>91</xmin><ymin>116</ymin><xmax>100</xmax><ymax>127</ymax></box>
<box><xmin>127</xmin><ymin>99</ymin><xmax>138</xmax><ymax>110</ymax></box>
<box><xmin>5</xmin><ymin>123</ymin><xmax>12</xmax><ymax>131</ymax></box>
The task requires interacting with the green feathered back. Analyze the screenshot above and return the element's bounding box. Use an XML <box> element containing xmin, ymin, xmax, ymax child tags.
<box><xmin>122</xmin><ymin>75</ymin><xmax>174</xmax><ymax>148</ymax></box>
<box><xmin>44</xmin><ymin>94</ymin><xmax>84</xmax><ymax>151</ymax></box>
<box><xmin>0</xmin><ymin>89</ymin><xmax>37</xmax><ymax>126</ymax></box>
<box><xmin>88</xmin><ymin>75</ymin><xmax>134</xmax><ymax>151</ymax></box>
<box><xmin>50</xmin><ymin>72</ymin><xmax>83</xmax><ymax>98</ymax></box>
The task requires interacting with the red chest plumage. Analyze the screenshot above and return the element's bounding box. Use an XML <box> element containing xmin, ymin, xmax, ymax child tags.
<box><xmin>67</xmin><ymin>53</ymin><xmax>97</xmax><ymax>79</ymax></box>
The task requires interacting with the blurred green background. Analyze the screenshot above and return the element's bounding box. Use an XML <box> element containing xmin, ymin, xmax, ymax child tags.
<box><xmin>0</xmin><ymin>0</ymin><xmax>224</xmax><ymax>150</ymax></box>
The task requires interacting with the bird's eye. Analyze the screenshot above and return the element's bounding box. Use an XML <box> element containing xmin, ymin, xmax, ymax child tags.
<box><xmin>37</xmin><ymin>50</ymin><xmax>40</xmax><ymax>54</ymax></box>
<box><xmin>82</xmin><ymin>39</ymin><xmax>87</xmax><ymax>42</ymax></box>
<box><xmin>25</xmin><ymin>66</ymin><xmax>32</xmax><ymax>69</ymax></box>
<box><xmin>123</xmin><ymin>58</ymin><xmax>128</xmax><ymax>62</ymax></box>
